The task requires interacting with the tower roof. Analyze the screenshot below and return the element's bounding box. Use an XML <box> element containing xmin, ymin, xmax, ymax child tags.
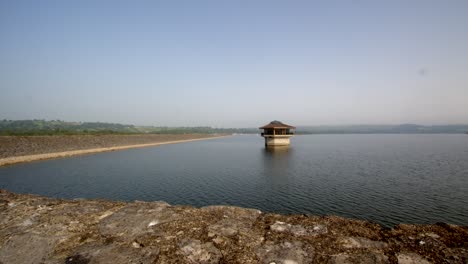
<box><xmin>259</xmin><ymin>120</ymin><xmax>296</xmax><ymax>129</ymax></box>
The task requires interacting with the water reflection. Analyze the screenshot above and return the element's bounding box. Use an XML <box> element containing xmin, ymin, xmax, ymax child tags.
<box><xmin>1</xmin><ymin>135</ymin><xmax>467</xmax><ymax>226</ymax></box>
<box><xmin>262</xmin><ymin>146</ymin><xmax>294</xmax><ymax>187</ymax></box>
<box><xmin>264</xmin><ymin>145</ymin><xmax>291</xmax><ymax>155</ymax></box>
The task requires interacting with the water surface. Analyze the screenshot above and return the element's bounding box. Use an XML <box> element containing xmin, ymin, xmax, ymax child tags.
<box><xmin>1</xmin><ymin>134</ymin><xmax>467</xmax><ymax>227</ymax></box>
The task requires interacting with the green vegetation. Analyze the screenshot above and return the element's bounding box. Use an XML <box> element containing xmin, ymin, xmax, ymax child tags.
<box><xmin>139</xmin><ymin>126</ymin><xmax>256</xmax><ymax>135</ymax></box>
<box><xmin>1</xmin><ymin>119</ymin><xmax>468</xmax><ymax>136</ymax></box>
<box><xmin>0</xmin><ymin>120</ymin><xmax>139</xmax><ymax>135</ymax></box>
<box><xmin>0</xmin><ymin>119</ymin><xmax>256</xmax><ymax>135</ymax></box>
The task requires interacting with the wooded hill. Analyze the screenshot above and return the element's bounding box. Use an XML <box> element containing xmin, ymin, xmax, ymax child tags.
<box><xmin>0</xmin><ymin>120</ymin><xmax>255</xmax><ymax>135</ymax></box>
<box><xmin>1</xmin><ymin>120</ymin><xmax>467</xmax><ymax>135</ymax></box>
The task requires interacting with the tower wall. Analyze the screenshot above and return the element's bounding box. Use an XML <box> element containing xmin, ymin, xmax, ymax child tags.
<box><xmin>264</xmin><ymin>137</ymin><xmax>291</xmax><ymax>146</ymax></box>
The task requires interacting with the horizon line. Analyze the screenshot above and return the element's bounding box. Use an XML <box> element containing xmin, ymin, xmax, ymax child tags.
<box><xmin>2</xmin><ymin>118</ymin><xmax>468</xmax><ymax>129</ymax></box>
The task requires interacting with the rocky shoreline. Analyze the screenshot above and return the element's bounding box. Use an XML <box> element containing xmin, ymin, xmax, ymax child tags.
<box><xmin>0</xmin><ymin>190</ymin><xmax>466</xmax><ymax>263</ymax></box>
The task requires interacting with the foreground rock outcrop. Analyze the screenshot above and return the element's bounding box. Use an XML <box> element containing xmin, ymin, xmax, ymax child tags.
<box><xmin>0</xmin><ymin>190</ymin><xmax>466</xmax><ymax>263</ymax></box>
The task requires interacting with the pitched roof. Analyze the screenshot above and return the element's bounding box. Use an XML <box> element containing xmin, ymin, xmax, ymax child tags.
<box><xmin>259</xmin><ymin>120</ymin><xmax>296</xmax><ymax>129</ymax></box>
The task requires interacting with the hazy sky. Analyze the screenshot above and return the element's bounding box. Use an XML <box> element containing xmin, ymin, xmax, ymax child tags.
<box><xmin>1</xmin><ymin>1</ymin><xmax>467</xmax><ymax>127</ymax></box>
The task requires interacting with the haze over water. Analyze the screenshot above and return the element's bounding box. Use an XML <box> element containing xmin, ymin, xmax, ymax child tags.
<box><xmin>1</xmin><ymin>135</ymin><xmax>467</xmax><ymax>227</ymax></box>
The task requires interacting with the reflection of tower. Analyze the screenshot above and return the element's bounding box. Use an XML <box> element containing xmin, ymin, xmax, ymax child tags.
<box><xmin>264</xmin><ymin>145</ymin><xmax>290</xmax><ymax>154</ymax></box>
<box><xmin>262</xmin><ymin>146</ymin><xmax>293</xmax><ymax>181</ymax></box>
<box><xmin>261</xmin><ymin>146</ymin><xmax>294</xmax><ymax>212</ymax></box>
<box><xmin>259</xmin><ymin>121</ymin><xmax>295</xmax><ymax>147</ymax></box>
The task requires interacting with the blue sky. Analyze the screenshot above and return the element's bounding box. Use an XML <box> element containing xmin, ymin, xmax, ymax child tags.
<box><xmin>1</xmin><ymin>0</ymin><xmax>467</xmax><ymax>127</ymax></box>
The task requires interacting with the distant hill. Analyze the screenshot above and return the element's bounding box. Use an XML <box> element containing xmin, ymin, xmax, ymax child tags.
<box><xmin>0</xmin><ymin>119</ymin><xmax>256</xmax><ymax>135</ymax></box>
<box><xmin>295</xmin><ymin>124</ymin><xmax>468</xmax><ymax>134</ymax></box>
<box><xmin>0</xmin><ymin>119</ymin><xmax>140</xmax><ymax>135</ymax></box>
<box><xmin>1</xmin><ymin>120</ymin><xmax>467</xmax><ymax>135</ymax></box>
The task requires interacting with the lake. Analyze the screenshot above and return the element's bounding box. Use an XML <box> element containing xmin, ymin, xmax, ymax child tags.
<box><xmin>1</xmin><ymin>134</ymin><xmax>467</xmax><ymax>227</ymax></box>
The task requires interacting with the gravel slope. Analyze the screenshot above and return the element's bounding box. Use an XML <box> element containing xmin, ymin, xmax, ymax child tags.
<box><xmin>0</xmin><ymin>134</ymin><xmax>225</xmax><ymax>159</ymax></box>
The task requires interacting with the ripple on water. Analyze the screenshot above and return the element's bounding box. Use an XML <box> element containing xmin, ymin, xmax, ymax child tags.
<box><xmin>0</xmin><ymin>134</ymin><xmax>467</xmax><ymax>227</ymax></box>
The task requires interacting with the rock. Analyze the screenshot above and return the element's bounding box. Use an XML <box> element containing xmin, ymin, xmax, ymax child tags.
<box><xmin>200</xmin><ymin>205</ymin><xmax>261</xmax><ymax>221</ymax></box>
<box><xmin>20</xmin><ymin>218</ymin><xmax>33</xmax><ymax>226</ymax></box>
<box><xmin>311</xmin><ymin>224</ymin><xmax>328</xmax><ymax>235</ymax></box>
<box><xmin>178</xmin><ymin>239</ymin><xmax>222</xmax><ymax>264</ymax></box>
<box><xmin>422</xmin><ymin>232</ymin><xmax>439</xmax><ymax>239</ymax></box>
<box><xmin>0</xmin><ymin>233</ymin><xmax>58</xmax><ymax>264</ymax></box>
<box><xmin>208</xmin><ymin>218</ymin><xmax>240</xmax><ymax>237</ymax></box>
<box><xmin>340</xmin><ymin>237</ymin><xmax>388</xmax><ymax>249</ymax></box>
<box><xmin>97</xmin><ymin>210</ymin><xmax>115</xmax><ymax>220</ymax></box>
<box><xmin>271</xmin><ymin>221</ymin><xmax>290</xmax><ymax>232</ymax></box>
<box><xmin>397</xmin><ymin>252</ymin><xmax>432</xmax><ymax>264</ymax></box>
<box><xmin>132</xmin><ymin>241</ymin><xmax>141</xmax><ymax>248</ymax></box>
<box><xmin>212</xmin><ymin>237</ymin><xmax>225</xmax><ymax>245</ymax></box>
<box><xmin>270</xmin><ymin>221</ymin><xmax>327</xmax><ymax>236</ymax></box>
<box><xmin>256</xmin><ymin>241</ymin><xmax>314</xmax><ymax>264</ymax></box>
<box><xmin>66</xmin><ymin>243</ymin><xmax>159</xmax><ymax>264</ymax></box>
<box><xmin>205</xmin><ymin>205</ymin><xmax>262</xmax><ymax>239</ymax></box>
<box><xmin>65</xmin><ymin>254</ymin><xmax>90</xmax><ymax>264</ymax></box>
<box><xmin>0</xmin><ymin>190</ymin><xmax>466</xmax><ymax>263</ymax></box>
<box><xmin>328</xmin><ymin>253</ymin><xmax>389</xmax><ymax>264</ymax></box>
<box><xmin>99</xmin><ymin>202</ymin><xmax>175</xmax><ymax>240</ymax></box>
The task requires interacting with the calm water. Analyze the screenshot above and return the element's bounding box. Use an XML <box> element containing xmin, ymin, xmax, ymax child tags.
<box><xmin>1</xmin><ymin>135</ymin><xmax>467</xmax><ymax>227</ymax></box>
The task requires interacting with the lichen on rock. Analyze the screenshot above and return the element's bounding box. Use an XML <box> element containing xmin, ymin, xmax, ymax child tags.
<box><xmin>0</xmin><ymin>189</ymin><xmax>467</xmax><ymax>263</ymax></box>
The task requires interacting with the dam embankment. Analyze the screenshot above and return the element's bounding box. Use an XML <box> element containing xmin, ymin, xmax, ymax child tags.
<box><xmin>0</xmin><ymin>134</ymin><xmax>228</xmax><ymax>166</ymax></box>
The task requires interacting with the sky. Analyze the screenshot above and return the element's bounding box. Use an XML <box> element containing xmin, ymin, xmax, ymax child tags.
<box><xmin>1</xmin><ymin>0</ymin><xmax>467</xmax><ymax>127</ymax></box>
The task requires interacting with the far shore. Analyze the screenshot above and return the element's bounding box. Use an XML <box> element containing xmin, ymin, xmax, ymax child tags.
<box><xmin>0</xmin><ymin>134</ymin><xmax>230</xmax><ymax>167</ymax></box>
